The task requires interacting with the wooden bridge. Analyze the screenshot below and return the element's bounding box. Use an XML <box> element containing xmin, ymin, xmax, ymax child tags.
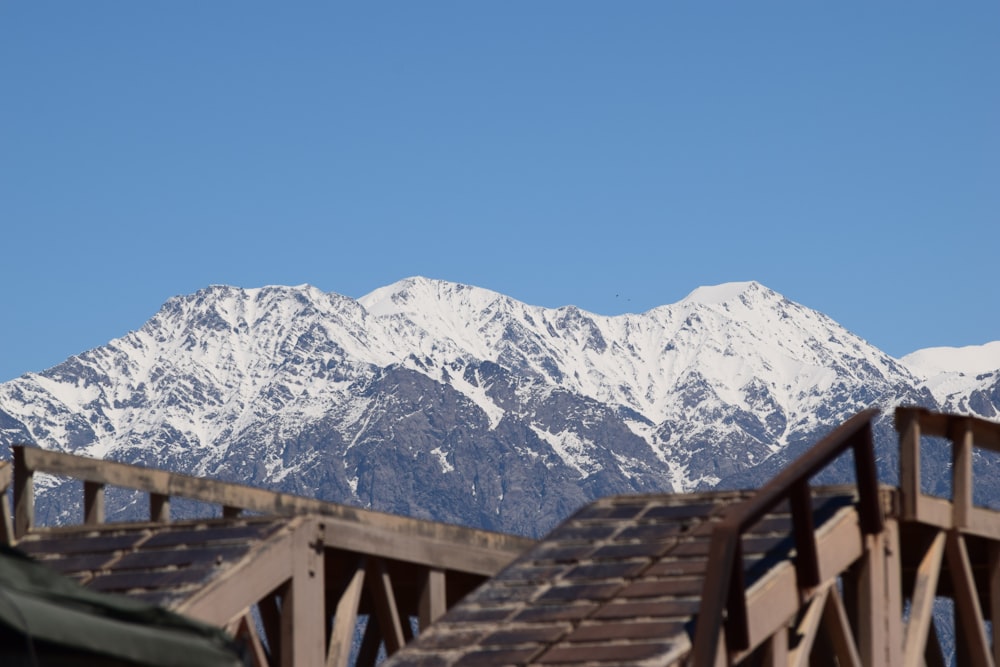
<box><xmin>3</xmin><ymin>406</ymin><xmax>1000</xmax><ymax>666</ymax></box>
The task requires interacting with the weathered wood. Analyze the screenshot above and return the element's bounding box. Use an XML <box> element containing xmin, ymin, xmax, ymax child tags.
<box><xmin>896</xmin><ymin>408</ymin><xmax>922</xmax><ymax>521</ymax></box>
<box><xmin>83</xmin><ymin>481</ymin><xmax>105</xmax><ymax>525</ymax></box>
<box><xmin>285</xmin><ymin>518</ymin><xmax>325</xmax><ymax>667</ymax></box>
<box><xmin>0</xmin><ymin>488</ymin><xmax>13</xmax><ymax>546</ymax></box>
<box><xmin>788</xmin><ymin>586</ymin><xmax>829</xmax><ymax>667</ymax></box>
<box><xmin>945</xmin><ymin>532</ymin><xmax>994</xmax><ymax>667</ymax></box>
<box><xmin>418</xmin><ymin>567</ymin><xmax>447</xmax><ymax>630</ymax></box>
<box><xmin>327</xmin><ymin>560</ymin><xmax>366</xmax><ymax>667</ymax></box>
<box><xmin>368</xmin><ymin>558</ymin><xmax>406</xmax><ymax>656</ymax></box>
<box><xmin>13</xmin><ymin>446</ymin><xmax>34</xmax><ymax>538</ymax></box>
<box><xmin>761</xmin><ymin>628</ymin><xmax>788</xmax><ymax>667</ymax></box>
<box><xmin>176</xmin><ymin>519</ymin><xmax>301</xmax><ymax>624</ymax></box>
<box><xmin>0</xmin><ymin>462</ymin><xmax>13</xmax><ymax>545</ymax></box>
<box><xmin>963</xmin><ymin>506</ymin><xmax>1000</xmax><ymax>541</ymax></box>
<box><xmin>13</xmin><ymin>445</ymin><xmax>531</xmax><ymax>575</ymax></box>
<box><xmin>150</xmin><ymin>493</ymin><xmax>170</xmax><ymax>523</ymax></box>
<box><xmin>953</xmin><ymin>419</ymin><xmax>974</xmax><ymax>529</ymax></box>
<box><xmin>823</xmin><ymin>587</ymin><xmax>862</xmax><ymax>667</ymax></box>
<box><xmin>853</xmin><ymin>520</ymin><xmax>903</xmax><ymax>667</ymax></box>
<box><xmin>790</xmin><ymin>480</ymin><xmax>820</xmax><ymax>588</ymax></box>
<box><xmin>903</xmin><ymin>530</ymin><xmax>945</xmax><ymax>667</ymax></box>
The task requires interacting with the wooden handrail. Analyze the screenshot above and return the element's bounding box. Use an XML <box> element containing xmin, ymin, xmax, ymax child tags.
<box><xmin>10</xmin><ymin>444</ymin><xmax>533</xmax><ymax>575</ymax></box>
<box><xmin>896</xmin><ymin>407</ymin><xmax>1000</xmax><ymax>536</ymax></box>
<box><xmin>691</xmin><ymin>408</ymin><xmax>883</xmax><ymax>666</ymax></box>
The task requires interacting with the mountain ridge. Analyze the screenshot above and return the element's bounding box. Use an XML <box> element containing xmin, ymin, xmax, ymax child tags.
<box><xmin>1</xmin><ymin>278</ymin><xmax>996</xmax><ymax>536</ymax></box>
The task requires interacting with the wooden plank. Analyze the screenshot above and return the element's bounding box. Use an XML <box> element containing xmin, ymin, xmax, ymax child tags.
<box><xmin>790</xmin><ymin>480</ymin><xmax>820</xmax><ymax>588</ymax></box>
<box><xmin>175</xmin><ymin>519</ymin><xmax>299</xmax><ymax>624</ymax></box>
<box><xmin>953</xmin><ymin>419</ymin><xmax>974</xmax><ymax>529</ymax></box>
<box><xmin>327</xmin><ymin>560</ymin><xmax>366</xmax><ymax>667</ymax></box>
<box><xmin>368</xmin><ymin>557</ymin><xmax>406</xmax><ymax>656</ymax></box>
<box><xmin>0</xmin><ymin>462</ymin><xmax>12</xmax><ymax>544</ymax></box>
<box><xmin>896</xmin><ymin>408</ymin><xmax>922</xmax><ymax>521</ymax></box>
<box><xmin>150</xmin><ymin>493</ymin><xmax>171</xmax><ymax>523</ymax></box>
<box><xmin>13</xmin><ymin>446</ymin><xmax>34</xmax><ymax>538</ymax></box>
<box><xmin>903</xmin><ymin>530</ymin><xmax>945</xmax><ymax>667</ymax></box>
<box><xmin>945</xmin><ymin>532</ymin><xmax>994</xmax><ymax>667</ymax></box>
<box><xmin>853</xmin><ymin>520</ymin><xmax>903</xmax><ymax>667</ymax></box>
<box><xmin>1</xmin><ymin>487</ymin><xmax>14</xmax><ymax>546</ymax></box>
<box><xmin>418</xmin><ymin>567</ymin><xmax>447</xmax><ymax>630</ymax></box>
<box><xmin>83</xmin><ymin>481</ymin><xmax>105</xmax><ymax>525</ymax></box>
<box><xmin>15</xmin><ymin>445</ymin><xmax>532</xmax><ymax>575</ymax></box>
<box><xmin>761</xmin><ymin>628</ymin><xmax>789</xmax><ymax>667</ymax></box>
<box><xmin>823</xmin><ymin>587</ymin><xmax>862</xmax><ymax>667</ymax></box>
<box><xmin>114</xmin><ymin>544</ymin><xmax>250</xmax><ymax>570</ymax></box>
<box><xmin>789</xmin><ymin>586</ymin><xmax>830</xmax><ymax>667</ymax></box>
<box><xmin>856</xmin><ymin>531</ymin><xmax>886</xmax><ymax>666</ymax></box>
<box><xmin>963</xmin><ymin>506</ymin><xmax>1000</xmax><ymax>541</ymax></box>
<box><xmin>742</xmin><ymin>562</ymin><xmax>799</xmax><ymax>656</ymax></box>
<box><xmin>916</xmin><ymin>495</ymin><xmax>953</xmax><ymax>530</ymax></box>
<box><xmin>284</xmin><ymin>517</ymin><xmax>326</xmax><ymax>667</ymax></box>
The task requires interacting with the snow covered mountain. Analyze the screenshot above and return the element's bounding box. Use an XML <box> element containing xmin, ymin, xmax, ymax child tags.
<box><xmin>0</xmin><ymin>278</ymin><xmax>995</xmax><ymax>536</ymax></box>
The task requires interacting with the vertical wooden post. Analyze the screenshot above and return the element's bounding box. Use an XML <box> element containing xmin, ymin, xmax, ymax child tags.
<box><xmin>951</xmin><ymin>419</ymin><xmax>974</xmax><ymax>529</ymax></box>
<box><xmin>856</xmin><ymin>521</ymin><xmax>903</xmax><ymax>667</ymax></box>
<box><xmin>150</xmin><ymin>493</ymin><xmax>171</xmax><ymax>523</ymax></box>
<box><xmin>419</xmin><ymin>568</ymin><xmax>447</xmax><ymax>630</ymax></box>
<box><xmin>282</xmin><ymin>518</ymin><xmax>326</xmax><ymax>667</ymax></box>
<box><xmin>84</xmin><ymin>481</ymin><xmax>105</xmax><ymax>525</ymax></box>
<box><xmin>13</xmin><ymin>446</ymin><xmax>34</xmax><ymax>539</ymax></box>
<box><xmin>790</xmin><ymin>480</ymin><xmax>820</xmax><ymax>588</ymax></box>
<box><xmin>853</xmin><ymin>422</ymin><xmax>884</xmax><ymax>534</ymax></box>
<box><xmin>897</xmin><ymin>410</ymin><xmax>922</xmax><ymax>521</ymax></box>
<box><xmin>0</xmin><ymin>462</ymin><xmax>14</xmax><ymax>544</ymax></box>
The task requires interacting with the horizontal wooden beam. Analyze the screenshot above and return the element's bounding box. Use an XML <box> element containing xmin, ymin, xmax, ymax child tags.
<box><xmin>13</xmin><ymin>445</ymin><xmax>532</xmax><ymax>575</ymax></box>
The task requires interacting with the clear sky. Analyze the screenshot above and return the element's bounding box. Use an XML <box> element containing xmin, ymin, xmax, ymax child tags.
<box><xmin>1</xmin><ymin>3</ymin><xmax>998</xmax><ymax>382</ymax></box>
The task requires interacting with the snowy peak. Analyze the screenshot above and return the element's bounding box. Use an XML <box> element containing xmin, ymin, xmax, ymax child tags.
<box><xmin>1</xmin><ymin>275</ymin><xmax>997</xmax><ymax>525</ymax></box>
<box><xmin>680</xmin><ymin>280</ymin><xmax>768</xmax><ymax>306</ymax></box>
<box><xmin>902</xmin><ymin>342</ymin><xmax>1000</xmax><ymax>377</ymax></box>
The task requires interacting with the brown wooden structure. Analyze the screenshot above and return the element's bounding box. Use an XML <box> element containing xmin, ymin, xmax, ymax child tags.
<box><xmin>4</xmin><ymin>406</ymin><xmax>1000</xmax><ymax>666</ymax></box>
<box><xmin>0</xmin><ymin>445</ymin><xmax>533</xmax><ymax>667</ymax></box>
<box><xmin>381</xmin><ymin>407</ymin><xmax>1000</xmax><ymax>667</ymax></box>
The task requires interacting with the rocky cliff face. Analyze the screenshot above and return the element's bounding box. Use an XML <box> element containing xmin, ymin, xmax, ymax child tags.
<box><xmin>1</xmin><ymin>278</ymin><xmax>996</xmax><ymax>536</ymax></box>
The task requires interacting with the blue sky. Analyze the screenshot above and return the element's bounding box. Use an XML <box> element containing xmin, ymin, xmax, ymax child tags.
<box><xmin>2</xmin><ymin>2</ymin><xmax>998</xmax><ymax>382</ymax></box>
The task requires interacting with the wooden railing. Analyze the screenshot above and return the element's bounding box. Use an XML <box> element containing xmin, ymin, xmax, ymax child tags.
<box><xmin>691</xmin><ymin>408</ymin><xmax>883</xmax><ymax>665</ymax></box>
<box><xmin>897</xmin><ymin>406</ymin><xmax>1000</xmax><ymax>539</ymax></box>
<box><xmin>5</xmin><ymin>444</ymin><xmax>532</xmax><ymax>576</ymax></box>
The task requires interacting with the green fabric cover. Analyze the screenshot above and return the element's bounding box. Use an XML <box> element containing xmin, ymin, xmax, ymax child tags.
<box><xmin>0</xmin><ymin>545</ymin><xmax>244</xmax><ymax>667</ymax></box>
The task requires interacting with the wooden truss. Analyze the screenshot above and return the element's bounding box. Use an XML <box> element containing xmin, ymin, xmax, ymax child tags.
<box><xmin>2</xmin><ymin>445</ymin><xmax>533</xmax><ymax>667</ymax></box>
<box><xmin>691</xmin><ymin>407</ymin><xmax>1000</xmax><ymax>667</ymax></box>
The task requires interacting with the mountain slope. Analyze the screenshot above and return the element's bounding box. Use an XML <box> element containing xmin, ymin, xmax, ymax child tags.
<box><xmin>0</xmin><ymin>278</ymin><xmax>994</xmax><ymax>536</ymax></box>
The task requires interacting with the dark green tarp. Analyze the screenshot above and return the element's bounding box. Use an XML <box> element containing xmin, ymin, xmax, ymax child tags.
<box><xmin>0</xmin><ymin>545</ymin><xmax>244</xmax><ymax>667</ymax></box>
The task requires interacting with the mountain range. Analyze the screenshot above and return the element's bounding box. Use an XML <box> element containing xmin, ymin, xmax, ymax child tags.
<box><xmin>2</xmin><ymin>278</ymin><xmax>998</xmax><ymax>537</ymax></box>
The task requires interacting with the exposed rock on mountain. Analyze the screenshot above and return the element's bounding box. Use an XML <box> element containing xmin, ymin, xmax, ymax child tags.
<box><xmin>1</xmin><ymin>278</ymin><xmax>996</xmax><ymax>536</ymax></box>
